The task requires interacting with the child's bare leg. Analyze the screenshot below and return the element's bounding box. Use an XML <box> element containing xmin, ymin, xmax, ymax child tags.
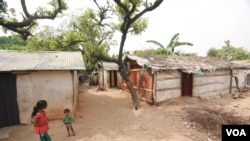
<box><xmin>66</xmin><ymin>127</ymin><xmax>70</xmax><ymax>136</ymax></box>
<box><xmin>70</xmin><ymin>126</ymin><xmax>75</xmax><ymax>136</ymax></box>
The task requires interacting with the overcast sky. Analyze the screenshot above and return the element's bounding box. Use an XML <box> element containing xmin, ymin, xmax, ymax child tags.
<box><xmin>3</xmin><ymin>0</ymin><xmax>250</xmax><ymax>56</ymax></box>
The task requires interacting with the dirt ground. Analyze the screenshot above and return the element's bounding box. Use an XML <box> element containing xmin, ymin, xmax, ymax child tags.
<box><xmin>1</xmin><ymin>85</ymin><xmax>250</xmax><ymax>141</ymax></box>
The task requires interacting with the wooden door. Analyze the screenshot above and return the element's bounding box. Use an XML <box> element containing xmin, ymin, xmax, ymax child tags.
<box><xmin>110</xmin><ymin>70</ymin><xmax>117</xmax><ymax>87</ymax></box>
<box><xmin>182</xmin><ymin>73</ymin><xmax>193</xmax><ymax>96</ymax></box>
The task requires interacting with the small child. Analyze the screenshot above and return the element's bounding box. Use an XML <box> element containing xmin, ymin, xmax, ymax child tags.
<box><xmin>62</xmin><ymin>108</ymin><xmax>75</xmax><ymax>136</ymax></box>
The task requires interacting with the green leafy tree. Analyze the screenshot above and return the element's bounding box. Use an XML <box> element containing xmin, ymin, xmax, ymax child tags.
<box><xmin>26</xmin><ymin>26</ymin><xmax>79</xmax><ymax>51</ymax></box>
<box><xmin>133</xmin><ymin>49</ymin><xmax>157</xmax><ymax>56</ymax></box>
<box><xmin>207</xmin><ymin>46</ymin><xmax>250</xmax><ymax>60</ymax></box>
<box><xmin>207</xmin><ymin>47</ymin><xmax>218</xmax><ymax>57</ymax></box>
<box><xmin>1</xmin><ymin>0</ymin><xmax>164</xmax><ymax>109</ymax></box>
<box><xmin>0</xmin><ymin>35</ymin><xmax>27</xmax><ymax>50</ymax></box>
<box><xmin>147</xmin><ymin>33</ymin><xmax>193</xmax><ymax>55</ymax></box>
<box><xmin>91</xmin><ymin>0</ymin><xmax>164</xmax><ymax>109</ymax></box>
<box><xmin>26</xmin><ymin>7</ymin><xmax>113</xmax><ymax>71</ymax></box>
<box><xmin>69</xmin><ymin>8</ymin><xmax>114</xmax><ymax>70</ymax></box>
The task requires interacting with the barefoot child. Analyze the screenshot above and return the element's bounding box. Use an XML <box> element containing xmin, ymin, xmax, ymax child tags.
<box><xmin>31</xmin><ymin>100</ymin><xmax>51</xmax><ymax>141</ymax></box>
<box><xmin>62</xmin><ymin>108</ymin><xmax>75</xmax><ymax>136</ymax></box>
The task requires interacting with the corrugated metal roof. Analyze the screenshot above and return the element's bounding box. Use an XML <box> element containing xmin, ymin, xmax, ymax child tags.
<box><xmin>0</xmin><ymin>50</ymin><xmax>86</xmax><ymax>71</ymax></box>
<box><xmin>98</xmin><ymin>61</ymin><xmax>119</xmax><ymax>70</ymax></box>
<box><xmin>126</xmin><ymin>55</ymin><xmax>232</xmax><ymax>72</ymax></box>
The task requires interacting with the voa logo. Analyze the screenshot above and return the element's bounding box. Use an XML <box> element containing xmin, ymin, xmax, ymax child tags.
<box><xmin>226</xmin><ymin>129</ymin><xmax>246</xmax><ymax>136</ymax></box>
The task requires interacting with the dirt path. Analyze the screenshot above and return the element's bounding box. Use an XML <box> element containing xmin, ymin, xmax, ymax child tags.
<box><xmin>2</xmin><ymin>85</ymin><xmax>250</xmax><ymax>141</ymax></box>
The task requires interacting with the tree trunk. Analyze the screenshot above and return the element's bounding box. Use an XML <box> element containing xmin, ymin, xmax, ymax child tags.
<box><xmin>117</xmin><ymin>28</ymin><xmax>140</xmax><ymax>110</ymax></box>
<box><xmin>119</xmin><ymin>63</ymin><xmax>139</xmax><ymax>110</ymax></box>
<box><xmin>98</xmin><ymin>61</ymin><xmax>106</xmax><ymax>91</ymax></box>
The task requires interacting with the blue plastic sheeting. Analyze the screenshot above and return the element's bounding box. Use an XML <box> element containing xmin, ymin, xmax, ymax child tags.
<box><xmin>193</xmin><ymin>71</ymin><xmax>204</xmax><ymax>76</ymax></box>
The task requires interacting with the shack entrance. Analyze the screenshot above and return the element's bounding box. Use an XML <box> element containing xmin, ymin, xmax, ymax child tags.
<box><xmin>182</xmin><ymin>73</ymin><xmax>193</xmax><ymax>97</ymax></box>
<box><xmin>0</xmin><ymin>73</ymin><xmax>20</xmax><ymax>127</ymax></box>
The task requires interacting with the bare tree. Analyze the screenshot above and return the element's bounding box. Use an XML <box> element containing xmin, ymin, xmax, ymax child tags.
<box><xmin>0</xmin><ymin>0</ymin><xmax>66</xmax><ymax>40</ymax></box>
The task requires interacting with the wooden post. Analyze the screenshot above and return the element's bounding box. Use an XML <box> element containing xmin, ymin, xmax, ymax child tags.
<box><xmin>230</xmin><ymin>69</ymin><xmax>233</xmax><ymax>93</ymax></box>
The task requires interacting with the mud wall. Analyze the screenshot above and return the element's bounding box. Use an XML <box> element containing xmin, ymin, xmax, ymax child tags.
<box><xmin>16</xmin><ymin>71</ymin><xmax>74</xmax><ymax>124</ymax></box>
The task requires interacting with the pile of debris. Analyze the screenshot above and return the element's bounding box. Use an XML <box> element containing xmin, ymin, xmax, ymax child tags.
<box><xmin>183</xmin><ymin>106</ymin><xmax>249</xmax><ymax>139</ymax></box>
<box><xmin>232</xmin><ymin>85</ymin><xmax>250</xmax><ymax>99</ymax></box>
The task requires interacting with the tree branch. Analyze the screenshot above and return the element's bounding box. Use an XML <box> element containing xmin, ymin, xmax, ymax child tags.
<box><xmin>0</xmin><ymin>0</ymin><xmax>65</xmax><ymax>40</ymax></box>
<box><xmin>4</xmin><ymin>26</ymin><xmax>32</xmax><ymax>40</ymax></box>
<box><xmin>113</xmin><ymin>0</ymin><xmax>129</xmax><ymax>12</ymax></box>
<box><xmin>131</xmin><ymin>0</ymin><xmax>163</xmax><ymax>23</ymax></box>
<box><xmin>62</xmin><ymin>39</ymin><xmax>85</xmax><ymax>49</ymax></box>
<box><xmin>98</xmin><ymin>31</ymin><xmax>113</xmax><ymax>45</ymax></box>
<box><xmin>129</xmin><ymin>0</ymin><xmax>137</xmax><ymax>15</ymax></box>
<box><xmin>21</xmin><ymin>0</ymin><xmax>31</xmax><ymax>18</ymax></box>
<box><xmin>93</xmin><ymin>0</ymin><xmax>101</xmax><ymax>10</ymax></box>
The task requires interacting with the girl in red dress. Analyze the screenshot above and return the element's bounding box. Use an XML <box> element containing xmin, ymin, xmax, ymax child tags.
<box><xmin>31</xmin><ymin>100</ymin><xmax>51</xmax><ymax>141</ymax></box>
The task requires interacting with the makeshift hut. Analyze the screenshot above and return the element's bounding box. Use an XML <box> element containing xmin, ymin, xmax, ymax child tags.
<box><xmin>0</xmin><ymin>50</ymin><xmax>85</xmax><ymax>127</ymax></box>
<box><xmin>122</xmin><ymin>55</ymin><xmax>232</xmax><ymax>104</ymax></box>
<box><xmin>96</xmin><ymin>61</ymin><xmax>122</xmax><ymax>90</ymax></box>
<box><xmin>231</xmin><ymin>60</ymin><xmax>250</xmax><ymax>92</ymax></box>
